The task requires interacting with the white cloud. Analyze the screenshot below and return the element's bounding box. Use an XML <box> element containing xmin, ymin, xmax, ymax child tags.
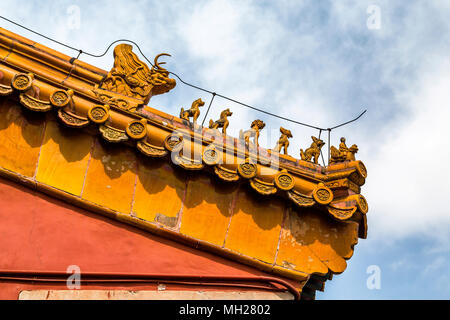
<box><xmin>423</xmin><ymin>256</ymin><xmax>446</xmax><ymax>275</ymax></box>
<box><xmin>366</xmin><ymin>60</ymin><xmax>450</xmax><ymax>241</ymax></box>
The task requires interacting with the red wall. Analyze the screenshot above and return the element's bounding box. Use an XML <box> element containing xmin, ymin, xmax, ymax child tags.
<box><xmin>0</xmin><ymin>177</ymin><xmax>298</xmax><ymax>299</ymax></box>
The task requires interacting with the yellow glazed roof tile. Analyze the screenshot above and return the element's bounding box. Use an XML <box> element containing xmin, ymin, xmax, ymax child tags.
<box><xmin>133</xmin><ymin>160</ymin><xmax>185</xmax><ymax>226</ymax></box>
<box><xmin>225</xmin><ymin>189</ymin><xmax>285</xmax><ymax>263</ymax></box>
<box><xmin>180</xmin><ymin>174</ymin><xmax>235</xmax><ymax>246</ymax></box>
<box><xmin>82</xmin><ymin>140</ymin><xmax>137</xmax><ymax>214</ymax></box>
<box><xmin>36</xmin><ymin>119</ymin><xmax>93</xmax><ymax>196</ymax></box>
<box><xmin>0</xmin><ymin>100</ymin><xmax>44</xmax><ymax>177</ymax></box>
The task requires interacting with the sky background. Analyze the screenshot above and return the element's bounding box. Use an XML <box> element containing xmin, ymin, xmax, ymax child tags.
<box><xmin>1</xmin><ymin>0</ymin><xmax>449</xmax><ymax>299</ymax></box>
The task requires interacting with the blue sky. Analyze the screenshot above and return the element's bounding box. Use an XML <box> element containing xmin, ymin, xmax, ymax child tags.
<box><xmin>1</xmin><ymin>0</ymin><xmax>449</xmax><ymax>299</ymax></box>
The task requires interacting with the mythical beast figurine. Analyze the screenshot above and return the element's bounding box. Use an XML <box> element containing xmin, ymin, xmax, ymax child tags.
<box><xmin>209</xmin><ymin>108</ymin><xmax>233</xmax><ymax>135</ymax></box>
<box><xmin>330</xmin><ymin>137</ymin><xmax>359</xmax><ymax>163</ymax></box>
<box><xmin>180</xmin><ymin>98</ymin><xmax>205</xmax><ymax>125</ymax></box>
<box><xmin>99</xmin><ymin>44</ymin><xmax>176</xmax><ymax>105</ymax></box>
<box><xmin>239</xmin><ymin>119</ymin><xmax>266</xmax><ymax>147</ymax></box>
<box><xmin>273</xmin><ymin>127</ymin><xmax>292</xmax><ymax>155</ymax></box>
<box><xmin>300</xmin><ymin>136</ymin><xmax>325</xmax><ymax>164</ymax></box>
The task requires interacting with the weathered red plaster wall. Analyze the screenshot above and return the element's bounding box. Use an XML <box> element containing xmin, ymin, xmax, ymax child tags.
<box><xmin>0</xmin><ymin>177</ymin><xmax>298</xmax><ymax>299</ymax></box>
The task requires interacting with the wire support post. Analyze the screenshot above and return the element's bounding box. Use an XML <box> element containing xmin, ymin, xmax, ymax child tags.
<box><xmin>327</xmin><ymin>128</ymin><xmax>331</xmax><ymax>165</ymax></box>
<box><xmin>318</xmin><ymin>129</ymin><xmax>326</xmax><ymax>167</ymax></box>
<box><xmin>201</xmin><ymin>92</ymin><xmax>216</xmax><ymax>127</ymax></box>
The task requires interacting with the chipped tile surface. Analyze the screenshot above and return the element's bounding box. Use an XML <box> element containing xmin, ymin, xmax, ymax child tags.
<box><xmin>276</xmin><ymin>208</ymin><xmax>358</xmax><ymax>274</ymax></box>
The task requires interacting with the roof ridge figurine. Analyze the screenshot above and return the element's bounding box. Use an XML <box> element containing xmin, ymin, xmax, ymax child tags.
<box><xmin>330</xmin><ymin>137</ymin><xmax>358</xmax><ymax>163</ymax></box>
<box><xmin>209</xmin><ymin>108</ymin><xmax>233</xmax><ymax>135</ymax></box>
<box><xmin>97</xmin><ymin>44</ymin><xmax>176</xmax><ymax>105</ymax></box>
<box><xmin>273</xmin><ymin>127</ymin><xmax>292</xmax><ymax>155</ymax></box>
<box><xmin>239</xmin><ymin>119</ymin><xmax>266</xmax><ymax>147</ymax></box>
<box><xmin>180</xmin><ymin>98</ymin><xmax>205</xmax><ymax>125</ymax></box>
<box><xmin>300</xmin><ymin>136</ymin><xmax>325</xmax><ymax>164</ymax></box>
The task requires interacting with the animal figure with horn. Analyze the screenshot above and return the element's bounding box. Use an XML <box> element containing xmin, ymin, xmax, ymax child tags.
<box><xmin>180</xmin><ymin>98</ymin><xmax>205</xmax><ymax>125</ymax></box>
<box><xmin>209</xmin><ymin>108</ymin><xmax>233</xmax><ymax>135</ymax></box>
<box><xmin>273</xmin><ymin>127</ymin><xmax>292</xmax><ymax>155</ymax></box>
<box><xmin>239</xmin><ymin>119</ymin><xmax>266</xmax><ymax>147</ymax></box>
<box><xmin>330</xmin><ymin>137</ymin><xmax>359</xmax><ymax>163</ymax></box>
<box><xmin>300</xmin><ymin>136</ymin><xmax>325</xmax><ymax>164</ymax></box>
<box><xmin>99</xmin><ymin>44</ymin><xmax>176</xmax><ymax>104</ymax></box>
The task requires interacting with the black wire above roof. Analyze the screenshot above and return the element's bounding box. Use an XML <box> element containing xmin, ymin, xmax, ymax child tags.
<box><xmin>0</xmin><ymin>15</ymin><xmax>366</xmax><ymax>133</ymax></box>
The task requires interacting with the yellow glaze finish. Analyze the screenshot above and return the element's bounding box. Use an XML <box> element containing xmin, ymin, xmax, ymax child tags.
<box><xmin>5</xmin><ymin>52</ymin><xmax>68</xmax><ymax>85</ymax></box>
<box><xmin>225</xmin><ymin>188</ymin><xmax>284</xmax><ymax>263</ymax></box>
<box><xmin>0</xmin><ymin>47</ymin><xmax>10</xmax><ymax>60</ymax></box>
<box><xmin>180</xmin><ymin>174</ymin><xmax>235</xmax><ymax>246</ymax></box>
<box><xmin>99</xmin><ymin>45</ymin><xmax>176</xmax><ymax>105</ymax></box>
<box><xmin>82</xmin><ymin>139</ymin><xmax>137</xmax><ymax>213</ymax></box>
<box><xmin>36</xmin><ymin>120</ymin><xmax>93</xmax><ymax>195</ymax></box>
<box><xmin>276</xmin><ymin>208</ymin><xmax>359</xmax><ymax>275</ymax></box>
<box><xmin>133</xmin><ymin>160</ymin><xmax>185</xmax><ymax>227</ymax></box>
<box><xmin>0</xmin><ymin>100</ymin><xmax>44</xmax><ymax>176</ymax></box>
<box><xmin>273</xmin><ymin>127</ymin><xmax>292</xmax><ymax>155</ymax></box>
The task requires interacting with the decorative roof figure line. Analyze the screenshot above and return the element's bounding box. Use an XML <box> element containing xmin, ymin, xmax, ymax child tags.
<box><xmin>88</xmin><ymin>42</ymin><xmax>363</xmax><ymax>167</ymax></box>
